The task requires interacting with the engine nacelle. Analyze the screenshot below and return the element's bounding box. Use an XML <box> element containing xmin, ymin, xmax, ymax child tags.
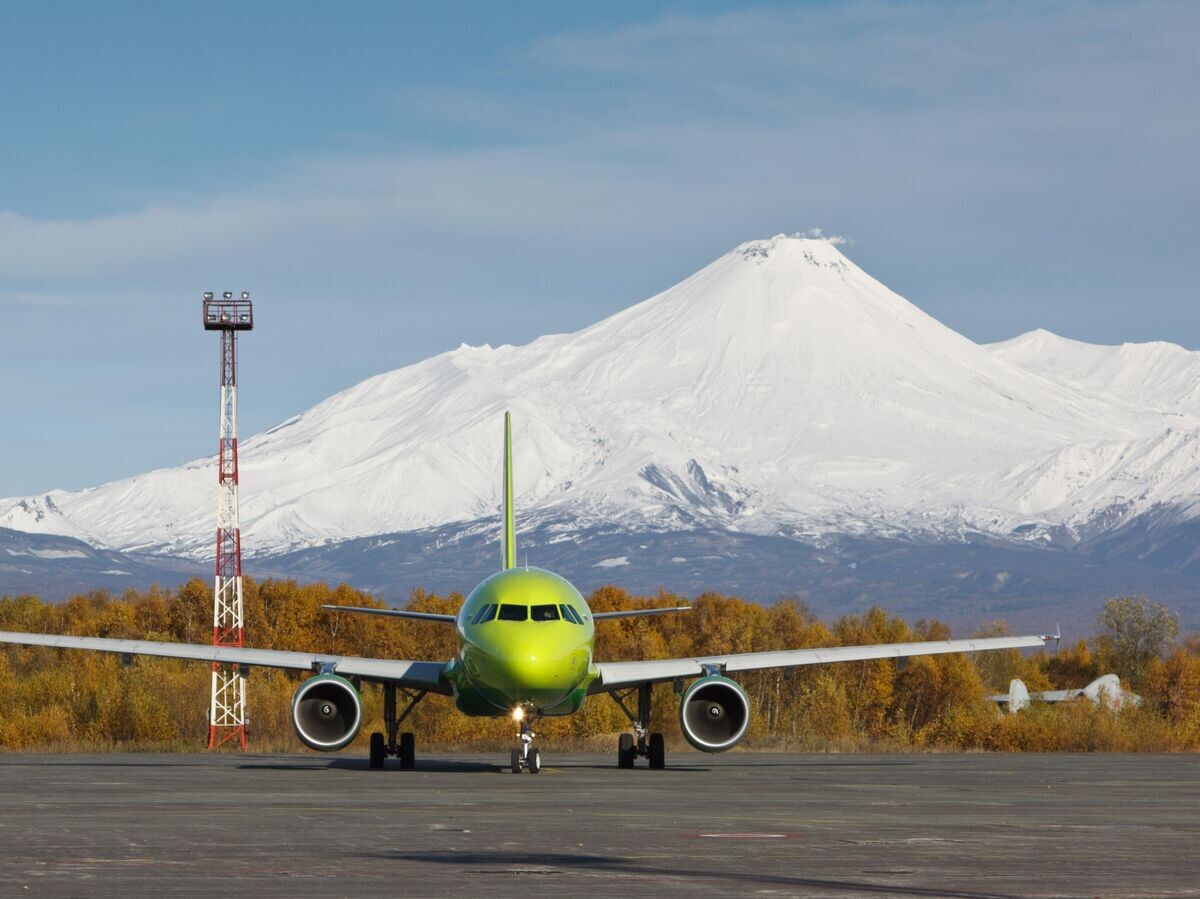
<box><xmin>291</xmin><ymin>673</ymin><xmax>362</xmax><ymax>751</ymax></box>
<box><xmin>678</xmin><ymin>675</ymin><xmax>751</xmax><ymax>752</ymax></box>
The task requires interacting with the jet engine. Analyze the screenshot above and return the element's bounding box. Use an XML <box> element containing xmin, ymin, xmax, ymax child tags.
<box><xmin>291</xmin><ymin>673</ymin><xmax>362</xmax><ymax>751</ymax></box>
<box><xmin>678</xmin><ymin>675</ymin><xmax>751</xmax><ymax>752</ymax></box>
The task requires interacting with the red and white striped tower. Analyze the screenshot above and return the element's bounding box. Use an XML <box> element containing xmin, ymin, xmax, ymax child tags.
<box><xmin>202</xmin><ymin>291</ymin><xmax>253</xmax><ymax>749</ymax></box>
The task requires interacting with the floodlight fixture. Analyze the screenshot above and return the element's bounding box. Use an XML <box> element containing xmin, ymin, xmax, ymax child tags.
<box><xmin>203</xmin><ymin>290</ymin><xmax>254</xmax><ymax>331</ymax></box>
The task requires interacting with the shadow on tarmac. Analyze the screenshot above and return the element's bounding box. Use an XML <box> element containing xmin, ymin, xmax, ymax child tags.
<box><xmin>238</xmin><ymin>758</ymin><xmax>502</xmax><ymax>773</ymax></box>
<box><xmin>240</xmin><ymin>758</ymin><xmax>713</xmax><ymax>773</ymax></box>
<box><xmin>366</xmin><ymin>850</ymin><xmax>1018</xmax><ymax>899</ymax></box>
<box><xmin>784</xmin><ymin>759</ymin><xmax>921</xmax><ymax>767</ymax></box>
<box><xmin>553</xmin><ymin>761</ymin><xmax>712</xmax><ymax>772</ymax></box>
<box><xmin>3</xmin><ymin>759</ymin><xmax>220</xmax><ymax>768</ymax></box>
<box><xmin>234</xmin><ymin>756</ymin><xmax>716</xmax><ymax>773</ymax></box>
<box><xmin>553</xmin><ymin>758</ymin><xmax>918</xmax><ymax>772</ymax></box>
<box><xmin>6</xmin><ymin>755</ymin><xmax>916</xmax><ymax>774</ymax></box>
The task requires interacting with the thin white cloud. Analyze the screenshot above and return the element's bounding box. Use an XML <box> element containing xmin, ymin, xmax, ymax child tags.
<box><xmin>796</xmin><ymin>228</ymin><xmax>848</xmax><ymax>246</ymax></box>
<box><xmin>1</xmin><ymin>1</ymin><xmax>1196</xmax><ymax>296</ymax></box>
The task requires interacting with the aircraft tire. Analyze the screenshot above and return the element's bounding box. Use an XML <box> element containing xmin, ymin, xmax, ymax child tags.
<box><xmin>528</xmin><ymin>748</ymin><xmax>541</xmax><ymax>774</ymax></box>
<box><xmin>369</xmin><ymin>732</ymin><xmax>385</xmax><ymax>769</ymax></box>
<box><xmin>399</xmin><ymin>732</ymin><xmax>415</xmax><ymax>769</ymax></box>
<box><xmin>648</xmin><ymin>732</ymin><xmax>665</xmax><ymax>770</ymax></box>
<box><xmin>618</xmin><ymin>733</ymin><xmax>635</xmax><ymax>769</ymax></box>
<box><xmin>511</xmin><ymin>748</ymin><xmax>522</xmax><ymax>773</ymax></box>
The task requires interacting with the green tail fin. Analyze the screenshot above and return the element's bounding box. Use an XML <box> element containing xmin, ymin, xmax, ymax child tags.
<box><xmin>502</xmin><ymin>411</ymin><xmax>516</xmax><ymax>570</ymax></box>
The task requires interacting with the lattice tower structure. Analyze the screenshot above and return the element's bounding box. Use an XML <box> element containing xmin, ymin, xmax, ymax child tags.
<box><xmin>203</xmin><ymin>291</ymin><xmax>253</xmax><ymax>750</ymax></box>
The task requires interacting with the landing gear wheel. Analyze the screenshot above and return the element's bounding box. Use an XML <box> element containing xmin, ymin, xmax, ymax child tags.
<box><xmin>618</xmin><ymin>733</ymin><xmax>635</xmax><ymax>769</ymax></box>
<box><xmin>381</xmin><ymin>684</ymin><xmax>428</xmax><ymax>771</ymax></box>
<box><xmin>511</xmin><ymin>748</ymin><xmax>522</xmax><ymax>774</ymax></box>
<box><xmin>648</xmin><ymin>732</ymin><xmax>666</xmax><ymax>770</ymax></box>
<box><xmin>528</xmin><ymin>748</ymin><xmax>541</xmax><ymax>774</ymax></box>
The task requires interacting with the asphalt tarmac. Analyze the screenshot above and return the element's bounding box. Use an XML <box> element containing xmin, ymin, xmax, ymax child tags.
<box><xmin>1</xmin><ymin>751</ymin><xmax>1196</xmax><ymax>898</ymax></box>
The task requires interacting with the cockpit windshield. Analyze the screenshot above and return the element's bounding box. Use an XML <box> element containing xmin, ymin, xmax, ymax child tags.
<box><xmin>470</xmin><ymin>603</ymin><xmax>497</xmax><ymax>624</ymax></box>
<box><xmin>481</xmin><ymin>603</ymin><xmax>580</xmax><ymax>623</ymax></box>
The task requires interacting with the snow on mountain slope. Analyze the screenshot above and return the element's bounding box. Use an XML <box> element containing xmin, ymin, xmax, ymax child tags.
<box><xmin>989</xmin><ymin>329</ymin><xmax>1200</xmax><ymax>415</ymax></box>
<box><xmin>2</xmin><ymin>235</ymin><xmax>1197</xmax><ymax>559</ymax></box>
<box><xmin>997</xmin><ymin>427</ymin><xmax>1200</xmax><ymax>529</ymax></box>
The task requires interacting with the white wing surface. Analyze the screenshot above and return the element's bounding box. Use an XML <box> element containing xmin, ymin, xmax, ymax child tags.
<box><xmin>320</xmin><ymin>604</ymin><xmax>457</xmax><ymax>623</ymax></box>
<box><xmin>591</xmin><ymin>633</ymin><xmax>1050</xmax><ymax>692</ymax></box>
<box><xmin>591</xmin><ymin>606</ymin><xmax>692</xmax><ymax>621</ymax></box>
<box><xmin>0</xmin><ymin>631</ymin><xmax>451</xmax><ymax>694</ymax></box>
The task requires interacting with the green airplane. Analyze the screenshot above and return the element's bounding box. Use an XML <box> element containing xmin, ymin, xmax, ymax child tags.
<box><xmin>0</xmin><ymin>413</ymin><xmax>1055</xmax><ymax>773</ymax></box>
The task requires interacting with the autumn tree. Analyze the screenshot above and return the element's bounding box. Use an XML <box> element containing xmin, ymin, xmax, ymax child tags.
<box><xmin>2</xmin><ymin>584</ymin><xmax>1198</xmax><ymax>753</ymax></box>
<box><xmin>1095</xmin><ymin>596</ymin><xmax>1179</xmax><ymax>688</ymax></box>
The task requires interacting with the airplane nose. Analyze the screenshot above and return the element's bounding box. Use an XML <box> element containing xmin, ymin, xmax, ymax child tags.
<box><xmin>474</xmin><ymin>636</ymin><xmax>581</xmax><ymax>692</ymax></box>
<box><xmin>501</xmin><ymin>653</ymin><xmax>566</xmax><ymax>690</ymax></box>
<box><xmin>464</xmin><ymin>626</ymin><xmax>587</xmax><ymax>700</ymax></box>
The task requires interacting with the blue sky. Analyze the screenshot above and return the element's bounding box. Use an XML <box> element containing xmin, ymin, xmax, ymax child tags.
<box><xmin>1</xmin><ymin>1</ymin><xmax>1197</xmax><ymax>496</ymax></box>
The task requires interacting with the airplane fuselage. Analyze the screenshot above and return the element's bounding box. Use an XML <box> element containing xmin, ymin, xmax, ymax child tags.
<box><xmin>445</xmin><ymin>567</ymin><xmax>597</xmax><ymax>717</ymax></box>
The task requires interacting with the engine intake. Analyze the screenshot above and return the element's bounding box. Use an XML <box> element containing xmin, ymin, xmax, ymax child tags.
<box><xmin>291</xmin><ymin>673</ymin><xmax>362</xmax><ymax>751</ymax></box>
<box><xmin>678</xmin><ymin>675</ymin><xmax>751</xmax><ymax>752</ymax></box>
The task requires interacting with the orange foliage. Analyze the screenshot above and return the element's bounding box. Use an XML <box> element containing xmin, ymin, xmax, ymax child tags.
<box><xmin>1</xmin><ymin>581</ymin><xmax>1197</xmax><ymax>753</ymax></box>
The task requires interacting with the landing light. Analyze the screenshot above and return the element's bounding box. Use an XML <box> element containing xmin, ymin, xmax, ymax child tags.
<box><xmin>512</xmin><ymin>706</ymin><xmax>525</xmax><ymax>722</ymax></box>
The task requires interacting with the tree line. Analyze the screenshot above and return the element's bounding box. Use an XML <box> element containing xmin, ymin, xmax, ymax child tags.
<box><xmin>1</xmin><ymin>579</ymin><xmax>1197</xmax><ymax>752</ymax></box>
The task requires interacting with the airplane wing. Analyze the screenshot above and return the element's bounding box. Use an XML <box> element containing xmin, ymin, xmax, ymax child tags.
<box><xmin>1031</xmin><ymin>688</ymin><xmax>1084</xmax><ymax>702</ymax></box>
<box><xmin>321</xmin><ymin>604</ymin><xmax>457</xmax><ymax>623</ymax></box>
<box><xmin>0</xmin><ymin>631</ymin><xmax>451</xmax><ymax>694</ymax></box>
<box><xmin>592</xmin><ymin>606</ymin><xmax>692</xmax><ymax>620</ymax></box>
<box><xmin>988</xmin><ymin>687</ymin><xmax>1083</xmax><ymax>704</ymax></box>
<box><xmin>991</xmin><ymin>674</ymin><xmax>1139</xmax><ymax>709</ymax></box>
<box><xmin>590</xmin><ymin>633</ymin><xmax>1052</xmax><ymax>692</ymax></box>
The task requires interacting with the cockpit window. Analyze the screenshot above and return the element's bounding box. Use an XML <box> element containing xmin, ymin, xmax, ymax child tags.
<box><xmin>560</xmin><ymin>604</ymin><xmax>584</xmax><ymax>625</ymax></box>
<box><xmin>471</xmin><ymin>603</ymin><xmax>497</xmax><ymax>625</ymax></box>
<box><xmin>530</xmin><ymin>604</ymin><xmax>560</xmax><ymax>622</ymax></box>
<box><xmin>496</xmin><ymin>604</ymin><xmax>528</xmax><ymax>622</ymax></box>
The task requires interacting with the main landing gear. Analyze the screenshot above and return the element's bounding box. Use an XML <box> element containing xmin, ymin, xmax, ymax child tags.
<box><xmin>369</xmin><ymin>684</ymin><xmax>426</xmax><ymax>770</ymax></box>
<box><xmin>609</xmin><ymin>682</ymin><xmax>666</xmax><ymax>770</ymax></box>
<box><xmin>509</xmin><ymin>707</ymin><xmax>542</xmax><ymax>774</ymax></box>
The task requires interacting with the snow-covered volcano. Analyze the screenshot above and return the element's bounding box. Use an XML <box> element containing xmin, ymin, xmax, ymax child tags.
<box><xmin>4</xmin><ymin>235</ymin><xmax>1199</xmax><ymax>564</ymax></box>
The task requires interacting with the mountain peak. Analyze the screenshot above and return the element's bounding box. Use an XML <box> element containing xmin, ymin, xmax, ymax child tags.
<box><xmin>1</xmin><ymin>237</ymin><xmax>1191</xmax><ymax>561</ymax></box>
<box><xmin>729</xmin><ymin>235</ymin><xmax>858</xmax><ymax>288</ymax></box>
<box><xmin>735</xmin><ymin>232</ymin><xmax>847</xmax><ymax>261</ymax></box>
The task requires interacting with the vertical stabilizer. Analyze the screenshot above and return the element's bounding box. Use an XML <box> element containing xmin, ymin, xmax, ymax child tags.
<box><xmin>502</xmin><ymin>411</ymin><xmax>516</xmax><ymax>570</ymax></box>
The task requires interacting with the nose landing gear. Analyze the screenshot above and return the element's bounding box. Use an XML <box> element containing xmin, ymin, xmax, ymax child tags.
<box><xmin>509</xmin><ymin>707</ymin><xmax>542</xmax><ymax>774</ymax></box>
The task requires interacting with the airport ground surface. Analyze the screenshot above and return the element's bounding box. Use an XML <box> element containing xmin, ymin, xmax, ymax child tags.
<box><xmin>1</xmin><ymin>751</ymin><xmax>1197</xmax><ymax>898</ymax></box>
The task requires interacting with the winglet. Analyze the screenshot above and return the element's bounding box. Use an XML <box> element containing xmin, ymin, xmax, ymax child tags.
<box><xmin>1041</xmin><ymin>624</ymin><xmax>1061</xmax><ymax>651</ymax></box>
<box><xmin>502</xmin><ymin>411</ymin><xmax>516</xmax><ymax>571</ymax></box>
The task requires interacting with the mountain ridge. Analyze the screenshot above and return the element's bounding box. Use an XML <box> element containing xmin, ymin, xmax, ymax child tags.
<box><xmin>2</xmin><ymin>234</ymin><xmax>1198</xmax><ymax>623</ymax></box>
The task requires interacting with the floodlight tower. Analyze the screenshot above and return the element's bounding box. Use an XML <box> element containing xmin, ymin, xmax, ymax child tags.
<box><xmin>202</xmin><ymin>290</ymin><xmax>253</xmax><ymax>749</ymax></box>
